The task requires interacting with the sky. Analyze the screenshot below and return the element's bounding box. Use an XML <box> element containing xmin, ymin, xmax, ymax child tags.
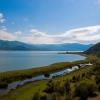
<box><xmin>0</xmin><ymin>0</ymin><xmax>100</xmax><ymax>44</ymax></box>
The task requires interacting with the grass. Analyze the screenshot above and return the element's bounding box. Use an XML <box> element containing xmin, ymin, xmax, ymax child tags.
<box><xmin>0</xmin><ymin>80</ymin><xmax>47</xmax><ymax>100</ymax></box>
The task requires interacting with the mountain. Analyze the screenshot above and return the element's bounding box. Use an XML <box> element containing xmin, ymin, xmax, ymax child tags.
<box><xmin>0</xmin><ymin>40</ymin><xmax>37</xmax><ymax>50</ymax></box>
<box><xmin>0</xmin><ymin>40</ymin><xmax>92</xmax><ymax>51</ymax></box>
<box><xmin>84</xmin><ymin>42</ymin><xmax>100</xmax><ymax>54</ymax></box>
<box><xmin>36</xmin><ymin>43</ymin><xmax>92</xmax><ymax>51</ymax></box>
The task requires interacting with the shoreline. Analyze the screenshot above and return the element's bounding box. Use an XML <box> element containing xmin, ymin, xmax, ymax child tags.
<box><xmin>0</xmin><ymin>66</ymin><xmax>80</xmax><ymax>95</ymax></box>
<box><xmin>0</xmin><ymin>51</ymin><xmax>85</xmax><ymax>72</ymax></box>
<box><xmin>0</xmin><ymin>59</ymin><xmax>89</xmax><ymax>85</ymax></box>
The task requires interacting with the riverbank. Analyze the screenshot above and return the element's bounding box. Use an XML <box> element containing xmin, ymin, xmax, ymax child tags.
<box><xmin>0</xmin><ymin>59</ymin><xmax>89</xmax><ymax>88</ymax></box>
<box><xmin>0</xmin><ymin>62</ymin><xmax>93</xmax><ymax>95</ymax></box>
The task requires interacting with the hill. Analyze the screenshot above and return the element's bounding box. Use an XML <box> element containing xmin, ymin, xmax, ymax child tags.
<box><xmin>84</xmin><ymin>42</ymin><xmax>100</xmax><ymax>54</ymax></box>
<box><xmin>0</xmin><ymin>40</ymin><xmax>92</xmax><ymax>51</ymax></box>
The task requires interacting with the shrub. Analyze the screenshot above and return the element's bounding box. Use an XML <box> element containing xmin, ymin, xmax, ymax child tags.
<box><xmin>64</xmin><ymin>80</ymin><xmax>71</xmax><ymax>94</ymax></box>
<box><xmin>0</xmin><ymin>81</ymin><xmax>8</xmax><ymax>89</ymax></box>
<box><xmin>96</xmin><ymin>75</ymin><xmax>100</xmax><ymax>84</ymax></box>
<box><xmin>65</xmin><ymin>94</ymin><xmax>73</xmax><ymax>100</ymax></box>
<box><xmin>75</xmin><ymin>83</ymin><xmax>88</xmax><ymax>100</ymax></box>
<box><xmin>44</xmin><ymin>80</ymin><xmax>54</xmax><ymax>94</ymax></box>
<box><xmin>33</xmin><ymin>92</ymin><xmax>40</xmax><ymax>100</ymax></box>
<box><xmin>81</xmin><ymin>73</ymin><xmax>85</xmax><ymax>78</ymax></box>
<box><xmin>97</xmin><ymin>83</ymin><xmax>100</xmax><ymax>92</ymax></box>
<box><xmin>74</xmin><ymin>81</ymin><xmax>97</xmax><ymax>100</ymax></box>
<box><xmin>40</xmin><ymin>94</ymin><xmax>47</xmax><ymax>100</ymax></box>
<box><xmin>44</xmin><ymin>73</ymin><xmax>50</xmax><ymax>78</ymax></box>
<box><xmin>46</xmin><ymin>93</ymin><xmax>60</xmax><ymax>100</ymax></box>
<box><xmin>76</xmin><ymin>76</ymin><xmax>80</xmax><ymax>81</ymax></box>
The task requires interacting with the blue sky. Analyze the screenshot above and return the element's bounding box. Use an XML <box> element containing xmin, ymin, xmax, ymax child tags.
<box><xmin>0</xmin><ymin>0</ymin><xmax>100</xmax><ymax>44</ymax></box>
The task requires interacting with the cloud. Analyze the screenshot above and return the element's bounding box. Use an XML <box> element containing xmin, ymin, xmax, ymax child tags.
<box><xmin>21</xmin><ymin>29</ymin><xmax>55</xmax><ymax>44</ymax></box>
<box><xmin>0</xmin><ymin>13</ymin><xmax>5</xmax><ymax>23</ymax></box>
<box><xmin>61</xmin><ymin>25</ymin><xmax>100</xmax><ymax>44</ymax></box>
<box><xmin>23</xmin><ymin>25</ymin><xmax>100</xmax><ymax>44</ymax></box>
<box><xmin>15</xmin><ymin>31</ymin><xmax>22</xmax><ymax>36</ymax></box>
<box><xmin>30</xmin><ymin>29</ymin><xmax>47</xmax><ymax>37</ymax></box>
<box><xmin>0</xmin><ymin>30</ymin><xmax>16</xmax><ymax>41</ymax></box>
<box><xmin>0</xmin><ymin>12</ymin><xmax>99</xmax><ymax>44</ymax></box>
<box><xmin>0</xmin><ymin>25</ymin><xmax>100</xmax><ymax>44</ymax></box>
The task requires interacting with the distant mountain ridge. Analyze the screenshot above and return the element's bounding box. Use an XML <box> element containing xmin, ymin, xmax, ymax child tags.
<box><xmin>84</xmin><ymin>42</ymin><xmax>100</xmax><ymax>54</ymax></box>
<box><xmin>0</xmin><ymin>40</ymin><xmax>92</xmax><ymax>51</ymax></box>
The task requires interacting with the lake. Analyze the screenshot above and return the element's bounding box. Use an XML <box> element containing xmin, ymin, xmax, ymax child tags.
<box><xmin>0</xmin><ymin>51</ymin><xmax>85</xmax><ymax>72</ymax></box>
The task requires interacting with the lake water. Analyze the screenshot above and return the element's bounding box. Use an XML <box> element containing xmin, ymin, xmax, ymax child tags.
<box><xmin>0</xmin><ymin>51</ymin><xmax>85</xmax><ymax>72</ymax></box>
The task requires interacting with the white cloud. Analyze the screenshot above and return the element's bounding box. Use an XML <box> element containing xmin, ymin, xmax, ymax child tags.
<box><xmin>0</xmin><ymin>30</ymin><xmax>16</xmax><ymax>41</ymax></box>
<box><xmin>23</xmin><ymin>25</ymin><xmax>100</xmax><ymax>44</ymax></box>
<box><xmin>15</xmin><ymin>31</ymin><xmax>22</xmax><ymax>36</ymax></box>
<box><xmin>0</xmin><ymin>13</ymin><xmax>5</xmax><ymax>23</ymax></box>
<box><xmin>30</xmin><ymin>29</ymin><xmax>47</xmax><ymax>37</ymax></box>
<box><xmin>60</xmin><ymin>25</ymin><xmax>100</xmax><ymax>44</ymax></box>
<box><xmin>0</xmin><ymin>25</ymin><xmax>100</xmax><ymax>44</ymax></box>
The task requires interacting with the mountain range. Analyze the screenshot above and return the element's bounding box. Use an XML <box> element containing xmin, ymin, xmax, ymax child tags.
<box><xmin>0</xmin><ymin>40</ymin><xmax>92</xmax><ymax>51</ymax></box>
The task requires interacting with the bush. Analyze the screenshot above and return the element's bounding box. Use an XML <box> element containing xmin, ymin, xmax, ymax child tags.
<box><xmin>44</xmin><ymin>73</ymin><xmax>50</xmax><ymax>78</ymax></box>
<box><xmin>44</xmin><ymin>80</ymin><xmax>54</xmax><ymax>94</ymax></box>
<box><xmin>96</xmin><ymin>75</ymin><xmax>100</xmax><ymax>84</ymax></box>
<box><xmin>98</xmin><ymin>83</ymin><xmax>100</xmax><ymax>92</ymax></box>
<box><xmin>65</xmin><ymin>94</ymin><xmax>73</xmax><ymax>100</ymax></box>
<box><xmin>40</xmin><ymin>94</ymin><xmax>47</xmax><ymax>100</ymax></box>
<box><xmin>74</xmin><ymin>81</ymin><xmax>97</xmax><ymax>100</ymax></box>
<box><xmin>0</xmin><ymin>81</ymin><xmax>8</xmax><ymax>89</ymax></box>
<box><xmin>81</xmin><ymin>73</ymin><xmax>85</xmax><ymax>78</ymax></box>
<box><xmin>75</xmin><ymin>84</ymin><xmax>88</xmax><ymax>100</ymax></box>
<box><xmin>44</xmin><ymin>79</ymin><xmax>71</xmax><ymax>97</ymax></box>
<box><xmin>49</xmin><ymin>93</ymin><xmax>61</xmax><ymax>100</ymax></box>
<box><xmin>33</xmin><ymin>92</ymin><xmax>40</xmax><ymax>100</ymax></box>
<box><xmin>64</xmin><ymin>80</ymin><xmax>71</xmax><ymax>94</ymax></box>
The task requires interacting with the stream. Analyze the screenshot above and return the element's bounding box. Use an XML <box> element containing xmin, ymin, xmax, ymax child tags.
<box><xmin>0</xmin><ymin>65</ymin><xmax>86</xmax><ymax>95</ymax></box>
